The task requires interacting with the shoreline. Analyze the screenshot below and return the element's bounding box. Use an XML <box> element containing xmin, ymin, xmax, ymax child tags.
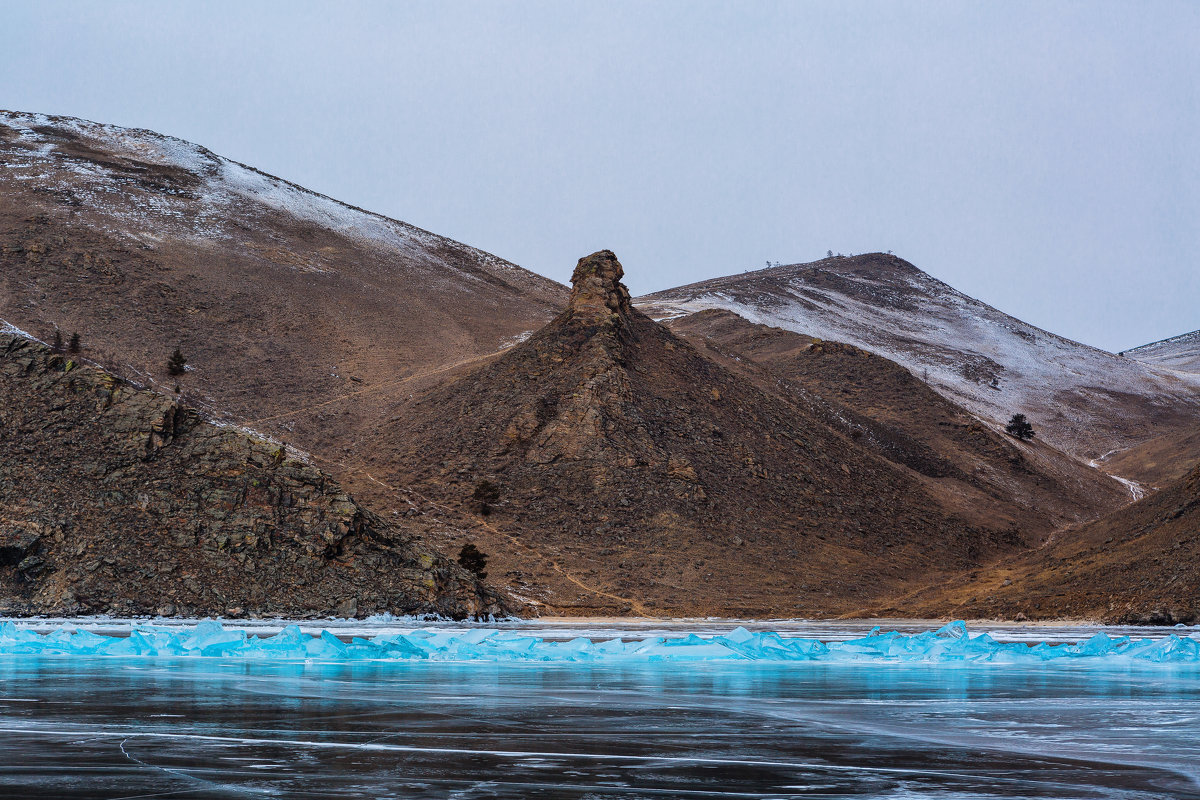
<box><xmin>3</xmin><ymin>615</ymin><xmax>1196</xmax><ymax>645</ymax></box>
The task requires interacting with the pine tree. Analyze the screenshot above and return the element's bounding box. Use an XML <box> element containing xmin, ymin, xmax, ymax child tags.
<box><xmin>457</xmin><ymin>543</ymin><xmax>489</xmax><ymax>580</ymax></box>
<box><xmin>68</xmin><ymin>332</ymin><xmax>81</xmax><ymax>354</ymax></box>
<box><xmin>167</xmin><ymin>347</ymin><xmax>188</xmax><ymax>376</ymax></box>
<box><xmin>1005</xmin><ymin>413</ymin><xmax>1035</xmax><ymax>441</ymax></box>
<box><xmin>50</xmin><ymin>330</ymin><xmax>64</xmax><ymax>354</ymax></box>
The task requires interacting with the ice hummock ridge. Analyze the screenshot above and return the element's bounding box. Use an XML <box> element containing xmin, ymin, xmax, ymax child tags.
<box><xmin>1</xmin><ymin>620</ymin><xmax>1199</xmax><ymax>663</ymax></box>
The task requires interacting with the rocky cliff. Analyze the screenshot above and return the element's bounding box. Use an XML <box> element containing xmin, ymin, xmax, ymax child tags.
<box><xmin>0</xmin><ymin>333</ymin><xmax>506</xmax><ymax>619</ymax></box>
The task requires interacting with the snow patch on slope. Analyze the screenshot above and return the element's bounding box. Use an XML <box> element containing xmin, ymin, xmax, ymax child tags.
<box><xmin>0</xmin><ymin>318</ymin><xmax>42</xmax><ymax>344</ymax></box>
<box><xmin>1086</xmin><ymin>457</ymin><xmax>1148</xmax><ymax>502</ymax></box>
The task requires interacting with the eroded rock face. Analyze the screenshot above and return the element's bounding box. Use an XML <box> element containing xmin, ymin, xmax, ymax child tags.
<box><xmin>0</xmin><ymin>334</ymin><xmax>509</xmax><ymax>619</ymax></box>
<box><xmin>567</xmin><ymin>250</ymin><xmax>632</xmax><ymax>320</ymax></box>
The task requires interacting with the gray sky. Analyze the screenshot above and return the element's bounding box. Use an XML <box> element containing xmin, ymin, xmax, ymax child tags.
<box><xmin>3</xmin><ymin>1</ymin><xmax>1197</xmax><ymax>352</ymax></box>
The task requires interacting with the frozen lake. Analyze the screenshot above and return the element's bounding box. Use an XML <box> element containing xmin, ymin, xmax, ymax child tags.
<box><xmin>1</xmin><ymin>619</ymin><xmax>1198</xmax><ymax>798</ymax></box>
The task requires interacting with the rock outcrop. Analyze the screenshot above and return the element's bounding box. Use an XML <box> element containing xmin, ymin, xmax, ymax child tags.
<box><xmin>566</xmin><ymin>250</ymin><xmax>633</xmax><ymax>320</ymax></box>
<box><xmin>0</xmin><ymin>334</ymin><xmax>508</xmax><ymax>619</ymax></box>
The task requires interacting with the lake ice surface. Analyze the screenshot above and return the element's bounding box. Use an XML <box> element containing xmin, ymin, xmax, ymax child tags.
<box><xmin>0</xmin><ymin>619</ymin><xmax>1198</xmax><ymax>798</ymax></box>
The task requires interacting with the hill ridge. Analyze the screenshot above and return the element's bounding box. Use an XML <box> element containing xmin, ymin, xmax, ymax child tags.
<box><xmin>0</xmin><ymin>109</ymin><xmax>569</xmax><ymax>475</ymax></box>
<box><xmin>364</xmin><ymin>251</ymin><xmax>1026</xmax><ymax>617</ymax></box>
<box><xmin>637</xmin><ymin>252</ymin><xmax>1200</xmax><ymax>465</ymax></box>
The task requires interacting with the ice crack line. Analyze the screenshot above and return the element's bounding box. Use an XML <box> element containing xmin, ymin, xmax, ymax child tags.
<box><xmin>2</xmin><ymin>727</ymin><xmax>1052</xmax><ymax>776</ymax></box>
<box><xmin>117</xmin><ymin>735</ymin><xmax>271</xmax><ymax>797</ymax></box>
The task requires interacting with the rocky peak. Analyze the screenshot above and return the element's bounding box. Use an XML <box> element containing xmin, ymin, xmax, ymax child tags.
<box><xmin>567</xmin><ymin>250</ymin><xmax>632</xmax><ymax>319</ymax></box>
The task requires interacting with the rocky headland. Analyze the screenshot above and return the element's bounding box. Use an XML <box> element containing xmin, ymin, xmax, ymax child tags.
<box><xmin>0</xmin><ymin>334</ymin><xmax>507</xmax><ymax>619</ymax></box>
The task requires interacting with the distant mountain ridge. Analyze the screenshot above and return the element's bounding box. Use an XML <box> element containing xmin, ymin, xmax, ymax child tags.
<box><xmin>1126</xmin><ymin>329</ymin><xmax>1200</xmax><ymax>375</ymax></box>
<box><xmin>637</xmin><ymin>253</ymin><xmax>1200</xmax><ymax>467</ymax></box>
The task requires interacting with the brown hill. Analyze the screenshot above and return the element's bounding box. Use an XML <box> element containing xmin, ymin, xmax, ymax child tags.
<box><xmin>1090</xmin><ymin>327</ymin><xmax>1200</xmax><ymax>490</ymax></box>
<box><xmin>665</xmin><ymin>309</ymin><xmax>1128</xmax><ymax>537</ymax></box>
<box><xmin>360</xmin><ymin>251</ymin><xmax>1024</xmax><ymax>617</ymax></box>
<box><xmin>0</xmin><ymin>333</ymin><xmax>506</xmax><ymax>619</ymax></box>
<box><xmin>6</xmin><ymin>111</ymin><xmax>1192</xmax><ymax>622</ymax></box>
<box><xmin>900</xmin><ymin>460</ymin><xmax>1200</xmax><ymax>624</ymax></box>
<box><xmin>637</xmin><ymin>254</ymin><xmax>1200</xmax><ymax>473</ymax></box>
<box><xmin>0</xmin><ymin>111</ymin><xmax>567</xmax><ymax>465</ymax></box>
<box><xmin>1095</xmin><ymin>427</ymin><xmax>1200</xmax><ymax>491</ymax></box>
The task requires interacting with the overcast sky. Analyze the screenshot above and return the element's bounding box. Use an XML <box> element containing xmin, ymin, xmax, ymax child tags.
<box><xmin>2</xmin><ymin>1</ymin><xmax>1197</xmax><ymax>351</ymax></box>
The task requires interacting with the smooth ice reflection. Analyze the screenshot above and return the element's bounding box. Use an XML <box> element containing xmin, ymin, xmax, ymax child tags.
<box><xmin>2</xmin><ymin>621</ymin><xmax>1200</xmax><ymax>798</ymax></box>
<box><xmin>2</xmin><ymin>655</ymin><xmax>1200</xmax><ymax>798</ymax></box>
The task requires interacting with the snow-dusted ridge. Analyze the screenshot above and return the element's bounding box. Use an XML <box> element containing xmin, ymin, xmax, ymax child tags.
<box><xmin>0</xmin><ymin>319</ymin><xmax>38</xmax><ymax>343</ymax></box>
<box><xmin>1126</xmin><ymin>329</ymin><xmax>1200</xmax><ymax>375</ymax></box>
<box><xmin>638</xmin><ymin>255</ymin><xmax>1200</xmax><ymax>460</ymax></box>
<box><xmin>0</xmin><ymin>322</ymin><xmax>313</xmax><ymax>464</ymax></box>
<box><xmin>0</xmin><ymin>110</ymin><xmax>552</xmax><ymax>293</ymax></box>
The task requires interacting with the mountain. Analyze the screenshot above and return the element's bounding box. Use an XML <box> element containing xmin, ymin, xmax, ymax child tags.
<box><xmin>1126</xmin><ymin>329</ymin><xmax>1200</xmax><ymax>375</ymax></box>
<box><xmin>5</xmin><ymin>110</ymin><xmax>1194</xmax><ymax>622</ymax></box>
<box><xmin>637</xmin><ymin>254</ymin><xmax>1200</xmax><ymax>475</ymax></box>
<box><xmin>0</xmin><ymin>332</ymin><xmax>505</xmax><ymax>619</ymax></box>
<box><xmin>664</xmin><ymin>309</ymin><xmax>1128</xmax><ymax>535</ymax></box>
<box><xmin>0</xmin><ymin>111</ymin><xmax>567</xmax><ymax>464</ymax></box>
<box><xmin>901</xmin><ymin>459</ymin><xmax>1200</xmax><ymax>624</ymax></box>
<box><xmin>355</xmin><ymin>251</ymin><xmax>1024</xmax><ymax>617</ymax></box>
